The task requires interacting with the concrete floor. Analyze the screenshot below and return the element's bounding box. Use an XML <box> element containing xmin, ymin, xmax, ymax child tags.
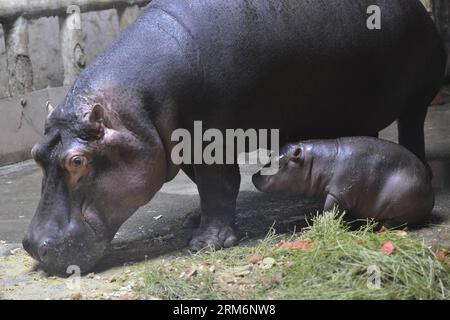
<box><xmin>1</xmin><ymin>105</ymin><xmax>450</xmax><ymax>270</ymax></box>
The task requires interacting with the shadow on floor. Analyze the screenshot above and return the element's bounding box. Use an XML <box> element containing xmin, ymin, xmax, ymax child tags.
<box><xmin>92</xmin><ymin>191</ymin><xmax>320</xmax><ymax>272</ymax></box>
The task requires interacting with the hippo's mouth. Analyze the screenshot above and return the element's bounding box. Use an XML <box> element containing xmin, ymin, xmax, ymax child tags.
<box><xmin>252</xmin><ymin>172</ymin><xmax>272</xmax><ymax>192</ymax></box>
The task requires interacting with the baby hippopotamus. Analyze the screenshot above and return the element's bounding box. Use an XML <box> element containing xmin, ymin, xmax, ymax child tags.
<box><xmin>253</xmin><ymin>137</ymin><xmax>434</xmax><ymax>225</ymax></box>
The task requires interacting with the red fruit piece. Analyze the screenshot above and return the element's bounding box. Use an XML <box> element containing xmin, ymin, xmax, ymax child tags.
<box><xmin>277</xmin><ymin>241</ymin><xmax>286</xmax><ymax>249</ymax></box>
<box><xmin>431</xmin><ymin>93</ymin><xmax>443</xmax><ymax>106</ymax></box>
<box><xmin>271</xmin><ymin>241</ymin><xmax>286</xmax><ymax>253</ymax></box>
<box><xmin>381</xmin><ymin>242</ymin><xmax>396</xmax><ymax>255</ymax></box>
<box><xmin>287</xmin><ymin>240</ymin><xmax>314</xmax><ymax>251</ymax></box>
<box><xmin>249</xmin><ymin>254</ymin><xmax>263</xmax><ymax>264</ymax></box>
<box><xmin>379</xmin><ymin>226</ymin><xmax>387</xmax><ymax>233</ymax></box>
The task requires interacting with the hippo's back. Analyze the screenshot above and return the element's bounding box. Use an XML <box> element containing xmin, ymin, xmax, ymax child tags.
<box><xmin>335</xmin><ymin>137</ymin><xmax>430</xmax><ymax>173</ymax></box>
<box><xmin>146</xmin><ymin>0</ymin><xmax>445</xmax><ymax>136</ymax></box>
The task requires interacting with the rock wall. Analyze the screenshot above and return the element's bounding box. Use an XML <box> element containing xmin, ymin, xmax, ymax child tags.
<box><xmin>0</xmin><ymin>25</ymin><xmax>7</xmax><ymax>98</ymax></box>
<box><xmin>0</xmin><ymin>9</ymin><xmax>122</xmax><ymax>99</ymax></box>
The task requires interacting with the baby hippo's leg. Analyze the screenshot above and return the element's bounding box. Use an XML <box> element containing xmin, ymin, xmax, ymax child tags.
<box><xmin>324</xmin><ymin>194</ymin><xmax>367</xmax><ymax>229</ymax></box>
<box><xmin>324</xmin><ymin>194</ymin><xmax>345</xmax><ymax>213</ymax></box>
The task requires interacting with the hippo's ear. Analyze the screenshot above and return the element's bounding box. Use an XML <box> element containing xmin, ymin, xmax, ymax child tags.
<box><xmin>89</xmin><ymin>104</ymin><xmax>105</xmax><ymax>124</ymax></box>
<box><xmin>83</xmin><ymin>104</ymin><xmax>105</xmax><ymax>139</ymax></box>
<box><xmin>288</xmin><ymin>147</ymin><xmax>303</xmax><ymax>164</ymax></box>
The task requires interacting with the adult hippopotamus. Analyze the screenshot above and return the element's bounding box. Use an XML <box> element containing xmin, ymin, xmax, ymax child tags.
<box><xmin>23</xmin><ymin>0</ymin><xmax>445</xmax><ymax>273</ymax></box>
<box><xmin>252</xmin><ymin>137</ymin><xmax>435</xmax><ymax>224</ymax></box>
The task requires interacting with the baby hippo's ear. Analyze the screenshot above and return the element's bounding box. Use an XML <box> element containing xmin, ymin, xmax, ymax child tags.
<box><xmin>288</xmin><ymin>147</ymin><xmax>303</xmax><ymax>164</ymax></box>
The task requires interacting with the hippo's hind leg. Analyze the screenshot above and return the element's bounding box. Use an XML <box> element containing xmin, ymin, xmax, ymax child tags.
<box><xmin>397</xmin><ymin>106</ymin><xmax>428</xmax><ymax>164</ymax></box>
<box><xmin>189</xmin><ymin>163</ymin><xmax>241</xmax><ymax>251</ymax></box>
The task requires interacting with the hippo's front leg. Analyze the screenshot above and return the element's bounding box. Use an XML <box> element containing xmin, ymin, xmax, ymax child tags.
<box><xmin>189</xmin><ymin>163</ymin><xmax>241</xmax><ymax>251</ymax></box>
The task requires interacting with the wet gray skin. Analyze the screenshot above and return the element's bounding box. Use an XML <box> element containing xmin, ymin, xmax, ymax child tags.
<box><xmin>253</xmin><ymin>137</ymin><xmax>435</xmax><ymax>224</ymax></box>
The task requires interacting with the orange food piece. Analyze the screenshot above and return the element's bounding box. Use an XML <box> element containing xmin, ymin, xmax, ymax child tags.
<box><xmin>249</xmin><ymin>254</ymin><xmax>263</xmax><ymax>264</ymax></box>
<box><xmin>379</xmin><ymin>226</ymin><xmax>387</xmax><ymax>233</ymax></box>
<box><xmin>271</xmin><ymin>241</ymin><xmax>286</xmax><ymax>252</ymax></box>
<box><xmin>381</xmin><ymin>242</ymin><xmax>396</xmax><ymax>255</ymax></box>
<box><xmin>287</xmin><ymin>240</ymin><xmax>314</xmax><ymax>251</ymax></box>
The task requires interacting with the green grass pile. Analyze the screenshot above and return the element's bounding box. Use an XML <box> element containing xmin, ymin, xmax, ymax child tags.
<box><xmin>139</xmin><ymin>211</ymin><xmax>450</xmax><ymax>300</ymax></box>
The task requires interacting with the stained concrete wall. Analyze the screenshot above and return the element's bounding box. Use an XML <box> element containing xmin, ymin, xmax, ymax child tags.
<box><xmin>0</xmin><ymin>24</ymin><xmax>7</xmax><ymax>99</ymax></box>
<box><xmin>0</xmin><ymin>87</ymin><xmax>69</xmax><ymax>166</ymax></box>
<box><xmin>0</xmin><ymin>9</ymin><xmax>121</xmax><ymax>99</ymax></box>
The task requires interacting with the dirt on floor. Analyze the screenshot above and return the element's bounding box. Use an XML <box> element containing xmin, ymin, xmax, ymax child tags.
<box><xmin>1</xmin><ymin>213</ymin><xmax>449</xmax><ymax>300</ymax></box>
<box><xmin>0</xmin><ymin>241</ymin><xmax>159</xmax><ymax>300</ymax></box>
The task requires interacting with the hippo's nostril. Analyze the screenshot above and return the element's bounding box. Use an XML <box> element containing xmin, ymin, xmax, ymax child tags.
<box><xmin>38</xmin><ymin>241</ymin><xmax>49</xmax><ymax>259</ymax></box>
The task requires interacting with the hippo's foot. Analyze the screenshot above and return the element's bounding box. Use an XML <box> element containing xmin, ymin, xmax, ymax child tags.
<box><xmin>189</xmin><ymin>220</ymin><xmax>239</xmax><ymax>252</ymax></box>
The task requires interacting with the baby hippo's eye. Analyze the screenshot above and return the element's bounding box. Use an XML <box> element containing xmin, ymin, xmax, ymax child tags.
<box><xmin>69</xmin><ymin>155</ymin><xmax>88</xmax><ymax>169</ymax></box>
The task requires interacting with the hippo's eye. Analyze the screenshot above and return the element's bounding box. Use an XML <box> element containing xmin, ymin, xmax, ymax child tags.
<box><xmin>69</xmin><ymin>155</ymin><xmax>88</xmax><ymax>168</ymax></box>
<box><xmin>65</xmin><ymin>154</ymin><xmax>91</xmax><ymax>187</ymax></box>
